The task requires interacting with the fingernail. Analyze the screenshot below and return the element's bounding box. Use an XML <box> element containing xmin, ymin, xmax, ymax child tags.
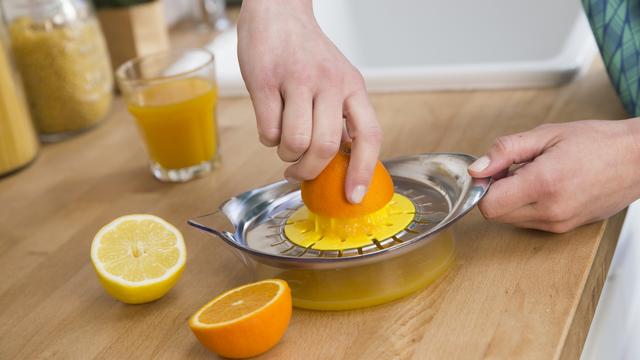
<box><xmin>469</xmin><ymin>155</ymin><xmax>490</xmax><ymax>172</ymax></box>
<box><xmin>349</xmin><ymin>185</ymin><xmax>366</xmax><ymax>204</ymax></box>
<box><xmin>285</xmin><ymin>177</ymin><xmax>299</xmax><ymax>185</ymax></box>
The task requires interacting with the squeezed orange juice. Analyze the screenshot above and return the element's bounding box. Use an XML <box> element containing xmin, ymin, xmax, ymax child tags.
<box><xmin>128</xmin><ymin>78</ymin><xmax>218</xmax><ymax>170</ymax></box>
<box><xmin>255</xmin><ymin>230</ymin><xmax>455</xmax><ymax>310</ymax></box>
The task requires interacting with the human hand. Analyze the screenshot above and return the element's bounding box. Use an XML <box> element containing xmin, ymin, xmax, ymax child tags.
<box><xmin>237</xmin><ymin>0</ymin><xmax>382</xmax><ymax>204</ymax></box>
<box><xmin>468</xmin><ymin>120</ymin><xmax>640</xmax><ymax>233</ymax></box>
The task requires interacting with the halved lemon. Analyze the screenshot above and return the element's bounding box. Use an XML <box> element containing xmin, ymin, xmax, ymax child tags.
<box><xmin>90</xmin><ymin>214</ymin><xmax>186</xmax><ymax>304</ymax></box>
<box><xmin>189</xmin><ymin>279</ymin><xmax>292</xmax><ymax>358</ymax></box>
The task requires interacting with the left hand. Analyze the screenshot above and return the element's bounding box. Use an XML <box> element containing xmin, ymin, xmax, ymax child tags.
<box><xmin>468</xmin><ymin>119</ymin><xmax>640</xmax><ymax>233</ymax></box>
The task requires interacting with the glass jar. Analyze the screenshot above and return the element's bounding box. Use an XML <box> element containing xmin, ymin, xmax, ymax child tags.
<box><xmin>1</xmin><ymin>0</ymin><xmax>113</xmax><ymax>142</ymax></box>
<box><xmin>0</xmin><ymin>8</ymin><xmax>38</xmax><ymax>177</ymax></box>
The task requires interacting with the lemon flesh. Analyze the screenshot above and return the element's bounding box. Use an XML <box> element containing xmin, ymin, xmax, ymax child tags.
<box><xmin>90</xmin><ymin>214</ymin><xmax>186</xmax><ymax>304</ymax></box>
<box><xmin>284</xmin><ymin>193</ymin><xmax>415</xmax><ymax>250</ymax></box>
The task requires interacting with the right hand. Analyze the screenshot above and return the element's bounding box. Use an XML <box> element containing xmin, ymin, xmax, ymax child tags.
<box><xmin>237</xmin><ymin>0</ymin><xmax>382</xmax><ymax>204</ymax></box>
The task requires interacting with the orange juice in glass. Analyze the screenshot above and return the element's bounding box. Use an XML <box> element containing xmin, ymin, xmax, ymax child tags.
<box><xmin>116</xmin><ymin>49</ymin><xmax>219</xmax><ymax>182</ymax></box>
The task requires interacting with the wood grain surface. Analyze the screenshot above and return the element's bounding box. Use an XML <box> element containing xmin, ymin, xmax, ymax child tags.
<box><xmin>0</xmin><ymin>25</ymin><xmax>630</xmax><ymax>359</ymax></box>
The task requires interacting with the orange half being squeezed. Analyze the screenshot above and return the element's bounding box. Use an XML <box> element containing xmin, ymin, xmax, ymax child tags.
<box><xmin>287</xmin><ymin>149</ymin><xmax>415</xmax><ymax>250</ymax></box>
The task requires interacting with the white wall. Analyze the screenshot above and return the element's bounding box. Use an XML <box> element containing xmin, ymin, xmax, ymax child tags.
<box><xmin>162</xmin><ymin>0</ymin><xmax>193</xmax><ymax>26</ymax></box>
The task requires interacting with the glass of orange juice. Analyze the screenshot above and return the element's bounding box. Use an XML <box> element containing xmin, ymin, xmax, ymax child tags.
<box><xmin>116</xmin><ymin>49</ymin><xmax>219</xmax><ymax>182</ymax></box>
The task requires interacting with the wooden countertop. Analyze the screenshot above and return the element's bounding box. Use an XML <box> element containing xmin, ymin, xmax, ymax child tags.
<box><xmin>0</xmin><ymin>24</ymin><xmax>630</xmax><ymax>359</ymax></box>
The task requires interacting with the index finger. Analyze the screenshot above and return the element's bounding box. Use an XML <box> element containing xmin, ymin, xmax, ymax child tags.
<box><xmin>247</xmin><ymin>86</ymin><xmax>283</xmax><ymax>147</ymax></box>
<box><xmin>478</xmin><ymin>166</ymin><xmax>538</xmax><ymax>220</ymax></box>
<box><xmin>343</xmin><ymin>91</ymin><xmax>382</xmax><ymax>204</ymax></box>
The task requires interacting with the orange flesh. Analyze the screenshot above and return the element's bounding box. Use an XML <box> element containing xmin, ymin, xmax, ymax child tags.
<box><xmin>198</xmin><ymin>282</ymin><xmax>280</xmax><ymax>324</ymax></box>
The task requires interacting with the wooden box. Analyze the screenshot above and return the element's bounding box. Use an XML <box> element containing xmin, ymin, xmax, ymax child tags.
<box><xmin>96</xmin><ymin>0</ymin><xmax>170</xmax><ymax>70</ymax></box>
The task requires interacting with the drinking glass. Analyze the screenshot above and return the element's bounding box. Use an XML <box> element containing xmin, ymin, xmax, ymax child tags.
<box><xmin>116</xmin><ymin>49</ymin><xmax>220</xmax><ymax>182</ymax></box>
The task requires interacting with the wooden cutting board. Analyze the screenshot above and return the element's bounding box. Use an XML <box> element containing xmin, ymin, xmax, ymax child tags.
<box><xmin>0</xmin><ymin>24</ymin><xmax>628</xmax><ymax>359</ymax></box>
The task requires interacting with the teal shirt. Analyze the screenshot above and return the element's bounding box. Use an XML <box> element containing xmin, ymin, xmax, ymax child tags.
<box><xmin>583</xmin><ymin>0</ymin><xmax>640</xmax><ymax>116</ymax></box>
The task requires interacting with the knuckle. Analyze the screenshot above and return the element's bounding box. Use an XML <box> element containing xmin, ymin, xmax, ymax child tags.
<box><xmin>259</xmin><ymin>136</ymin><xmax>279</xmax><ymax>147</ymax></box>
<box><xmin>536</xmin><ymin>171</ymin><xmax>558</xmax><ymax>196</ymax></box>
<box><xmin>313</xmin><ymin>139</ymin><xmax>340</xmax><ymax>160</ymax></box>
<box><xmin>540</xmin><ymin>203</ymin><xmax>568</xmax><ymax>222</ymax></box>
<box><xmin>282</xmin><ymin>133</ymin><xmax>311</xmax><ymax>154</ymax></box>
<box><xmin>278</xmin><ymin>150</ymin><xmax>299</xmax><ymax>163</ymax></box>
<box><xmin>492</xmin><ymin>135</ymin><xmax>516</xmax><ymax>155</ymax></box>
<box><xmin>343</xmin><ymin>103</ymin><xmax>355</xmax><ymax>119</ymax></box>
<box><xmin>288</xmin><ymin>67</ymin><xmax>313</xmax><ymax>86</ymax></box>
<box><xmin>317</xmin><ymin>64</ymin><xmax>343</xmax><ymax>85</ymax></box>
<box><xmin>346</xmin><ymin>71</ymin><xmax>366</xmax><ymax>88</ymax></box>
<box><xmin>478</xmin><ymin>199</ymin><xmax>500</xmax><ymax>220</ymax></box>
<box><xmin>252</xmin><ymin>70</ymin><xmax>279</xmax><ymax>90</ymax></box>
<box><xmin>258</xmin><ymin>127</ymin><xmax>281</xmax><ymax>146</ymax></box>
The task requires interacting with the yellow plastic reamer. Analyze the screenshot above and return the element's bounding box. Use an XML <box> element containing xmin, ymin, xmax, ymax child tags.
<box><xmin>284</xmin><ymin>193</ymin><xmax>415</xmax><ymax>250</ymax></box>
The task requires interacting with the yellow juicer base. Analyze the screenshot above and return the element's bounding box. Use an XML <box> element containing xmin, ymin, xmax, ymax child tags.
<box><xmin>284</xmin><ymin>193</ymin><xmax>416</xmax><ymax>251</ymax></box>
<box><xmin>256</xmin><ymin>230</ymin><xmax>456</xmax><ymax>310</ymax></box>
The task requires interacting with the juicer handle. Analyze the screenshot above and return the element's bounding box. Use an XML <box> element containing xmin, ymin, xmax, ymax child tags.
<box><xmin>188</xmin><ymin>211</ymin><xmax>256</xmax><ymax>272</ymax></box>
<box><xmin>464</xmin><ymin>176</ymin><xmax>492</xmax><ymax>212</ymax></box>
<box><xmin>187</xmin><ymin>211</ymin><xmax>236</xmax><ymax>243</ymax></box>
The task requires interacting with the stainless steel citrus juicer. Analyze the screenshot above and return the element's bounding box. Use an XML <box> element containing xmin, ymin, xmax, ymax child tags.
<box><xmin>189</xmin><ymin>153</ymin><xmax>490</xmax><ymax>310</ymax></box>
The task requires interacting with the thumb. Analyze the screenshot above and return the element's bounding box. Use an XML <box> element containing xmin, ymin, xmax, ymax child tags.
<box><xmin>468</xmin><ymin>126</ymin><xmax>556</xmax><ymax>178</ymax></box>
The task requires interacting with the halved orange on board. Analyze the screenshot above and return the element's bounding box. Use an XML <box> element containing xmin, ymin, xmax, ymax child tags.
<box><xmin>189</xmin><ymin>279</ymin><xmax>292</xmax><ymax>358</ymax></box>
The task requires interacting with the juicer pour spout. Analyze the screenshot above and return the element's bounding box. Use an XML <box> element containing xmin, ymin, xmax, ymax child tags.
<box><xmin>188</xmin><ymin>210</ymin><xmax>257</xmax><ymax>271</ymax></box>
<box><xmin>188</xmin><ymin>211</ymin><xmax>236</xmax><ymax>243</ymax></box>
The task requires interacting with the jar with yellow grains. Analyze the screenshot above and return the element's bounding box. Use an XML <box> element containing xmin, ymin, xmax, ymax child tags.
<box><xmin>1</xmin><ymin>0</ymin><xmax>113</xmax><ymax>142</ymax></box>
<box><xmin>0</xmin><ymin>9</ymin><xmax>38</xmax><ymax>177</ymax></box>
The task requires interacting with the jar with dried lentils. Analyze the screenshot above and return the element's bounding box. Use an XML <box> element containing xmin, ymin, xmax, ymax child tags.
<box><xmin>1</xmin><ymin>0</ymin><xmax>112</xmax><ymax>141</ymax></box>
